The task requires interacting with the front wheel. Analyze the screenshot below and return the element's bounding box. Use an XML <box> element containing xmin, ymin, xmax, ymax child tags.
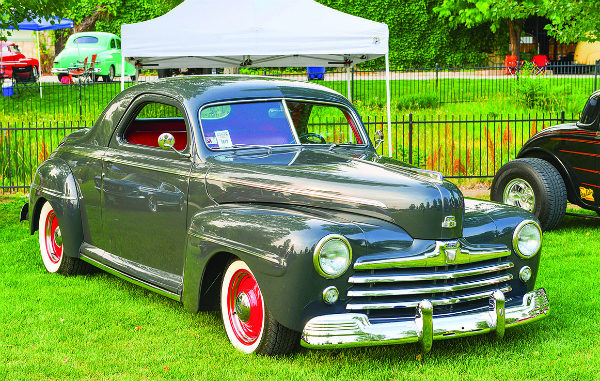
<box><xmin>38</xmin><ymin>201</ymin><xmax>88</xmax><ymax>275</ymax></box>
<box><xmin>220</xmin><ymin>259</ymin><xmax>298</xmax><ymax>355</ymax></box>
<box><xmin>491</xmin><ymin>158</ymin><xmax>567</xmax><ymax>230</ymax></box>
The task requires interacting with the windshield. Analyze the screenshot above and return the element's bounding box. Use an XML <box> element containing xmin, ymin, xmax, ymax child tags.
<box><xmin>1</xmin><ymin>44</ymin><xmax>19</xmax><ymax>54</ymax></box>
<box><xmin>199</xmin><ymin>100</ymin><xmax>365</xmax><ymax>150</ymax></box>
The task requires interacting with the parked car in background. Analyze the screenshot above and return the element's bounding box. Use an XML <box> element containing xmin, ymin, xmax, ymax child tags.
<box><xmin>52</xmin><ymin>32</ymin><xmax>136</xmax><ymax>82</ymax></box>
<box><xmin>0</xmin><ymin>42</ymin><xmax>39</xmax><ymax>80</ymax></box>
<box><xmin>491</xmin><ymin>90</ymin><xmax>600</xmax><ymax>230</ymax></box>
<box><xmin>21</xmin><ymin>76</ymin><xmax>549</xmax><ymax>355</ymax></box>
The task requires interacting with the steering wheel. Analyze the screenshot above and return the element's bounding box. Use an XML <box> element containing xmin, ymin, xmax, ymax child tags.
<box><xmin>298</xmin><ymin>133</ymin><xmax>326</xmax><ymax>144</ymax></box>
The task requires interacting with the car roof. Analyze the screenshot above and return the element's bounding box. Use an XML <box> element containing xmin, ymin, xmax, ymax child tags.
<box><xmin>122</xmin><ymin>75</ymin><xmax>351</xmax><ymax>110</ymax></box>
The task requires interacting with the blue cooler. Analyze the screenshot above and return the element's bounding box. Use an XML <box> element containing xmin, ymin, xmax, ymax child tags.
<box><xmin>2</xmin><ymin>85</ymin><xmax>14</xmax><ymax>97</ymax></box>
<box><xmin>307</xmin><ymin>67</ymin><xmax>325</xmax><ymax>80</ymax></box>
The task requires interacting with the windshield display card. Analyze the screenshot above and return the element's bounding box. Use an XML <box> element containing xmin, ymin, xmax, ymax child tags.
<box><xmin>214</xmin><ymin>130</ymin><xmax>233</xmax><ymax>149</ymax></box>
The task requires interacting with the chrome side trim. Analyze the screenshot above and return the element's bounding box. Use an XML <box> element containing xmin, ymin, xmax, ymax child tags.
<box><xmin>189</xmin><ymin>232</ymin><xmax>283</xmax><ymax>266</ymax></box>
<box><xmin>206</xmin><ymin>175</ymin><xmax>387</xmax><ymax>209</ymax></box>
<box><xmin>349</xmin><ymin>262</ymin><xmax>514</xmax><ymax>283</ymax></box>
<box><xmin>80</xmin><ymin>255</ymin><xmax>180</xmax><ymax>301</ymax></box>
<box><xmin>30</xmin><ymin>184</ymin><xmax>77</xmax><ymax>200</ymax></box>
<box><xmin>346</xmin><ymin>286</ymin><xmax>512</xmax><ymax>310</ymax></box>
<box><xmin>347</xmin><ymin>274</ymin><xmax>513</xmax><ymax>297</ymax></box>
<box><xmin>354</xmin><ymin>240</ymin><xmax>510</xmax><ymax>269</ymax></box>
<box><xmin>301</xmin><ymin>289</ymin><xmax>549</xmax><ymax>349</ymax></box>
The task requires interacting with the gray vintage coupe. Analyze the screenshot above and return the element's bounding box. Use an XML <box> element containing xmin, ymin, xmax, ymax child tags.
<box><xmin>22</xmin><ymin>76</ymin><xmax>549</xmax><ymax>355</ymax></box>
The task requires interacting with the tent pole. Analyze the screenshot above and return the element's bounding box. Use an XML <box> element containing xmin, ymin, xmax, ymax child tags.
<box><xmin>385</xmin><ymin>54</ymin><xmax>392</xmax><ymax>157</ymax></box>
<box><xmin>37</xmin><ymin>31</ymin><xmax>42</xmax><ymax>98</ymax></box>
<box><xmin>346</xmin><ymin>66</ymin><xmax>352</xmax><ymax>102</ymax></box>
<box><xmin>120</xmin><ymin>56</ymin><xmax>125</xmax><ymax>91</ymax></box>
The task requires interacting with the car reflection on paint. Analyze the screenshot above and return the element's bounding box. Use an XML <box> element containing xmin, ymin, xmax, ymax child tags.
<box><xmin>95</xmin><ymin>173</ymin><xmax>184</xmax><ymax>212</ymax></box>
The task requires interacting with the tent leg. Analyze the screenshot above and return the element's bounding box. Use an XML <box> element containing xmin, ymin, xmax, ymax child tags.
<box><xmin>346</xmin><ymin>66</ymin><xmax>352</xmax><ymax>103</ymax></box>
<box><xmin>37</xmin><ymin>31</ymin><xmax>42</xmax><ymax>98</ymax></box>
<box><xmin>385</xmin><ymin>54</ymin><xmax>392</xmax><ymax>158</ymax></box>
<box><xmin>120</xmin><ymin>56</ymin><xmax>125</xmax><ymax>91</ymax></box>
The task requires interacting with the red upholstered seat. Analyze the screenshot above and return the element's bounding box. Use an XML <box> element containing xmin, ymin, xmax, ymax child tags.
<box><xmin>124</xmin><ymin>119</ymin><xmax>188</xmax><ymax>150</ymax></box>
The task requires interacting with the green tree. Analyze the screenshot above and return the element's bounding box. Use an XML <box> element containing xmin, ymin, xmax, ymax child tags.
<box><xmin>0</xmin><ymin>0</ymin><xmax>73</xmax><ymax>38</ymax></box>
<box><xmin>434</xmin><ymin>0</ymin><xmax>546</xmax><ymax>60</ymax></box>
<box><xmin>544</xmin><ymin>0</ymin><xmax>600</xmax><ymax>43</ymax></box>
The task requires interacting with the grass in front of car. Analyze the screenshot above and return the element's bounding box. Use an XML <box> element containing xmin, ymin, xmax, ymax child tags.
<box><xmin>1</xmin><ymin>195</ymin><xmax>599</xmax><ymax>380</ymax></box>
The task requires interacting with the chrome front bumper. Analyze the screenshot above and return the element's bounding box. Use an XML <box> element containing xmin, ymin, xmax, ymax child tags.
<box><xmin>301</xmin><ymin>288</ymin><xmax>549</xmax><ymax>351</ymax></box>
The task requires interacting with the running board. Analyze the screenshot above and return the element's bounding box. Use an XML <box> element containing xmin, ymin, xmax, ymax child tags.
<box><xmin>80</xmin><ymin>255</ymin><xmax>181</xmax><ymax>301</ymax></box>
<box><xmin>565</xmin><ymin>212</ymin><xmax>600</xmax><ymax>220</ymax></box>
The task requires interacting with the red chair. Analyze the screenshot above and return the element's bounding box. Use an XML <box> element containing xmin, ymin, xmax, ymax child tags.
<box><xmin>532</xmin><ymin>55</ymin><xmax>549</xmax><ymax>76</ymax></box>
<box><xmin>504</xmin><ymin>55</ymin><xmax>519</xmax><ymax>75</ymax></box>
<box><xmin>67</xmin><ymin>56</ymin><xmax>88</xmax><ymax>83</ymax></box>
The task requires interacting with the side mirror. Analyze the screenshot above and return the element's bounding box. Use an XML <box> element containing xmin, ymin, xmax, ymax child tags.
<box><xmin>157</xmin><ymin>132</ymin><xmax>191</xmax><ymax>158</ymax></box>
<box><xmin>158</xmin><ymin>132</ymin><xmax>175</xmax><ymax>150</ymax></box>
<box><xmin>374</xmin><ymin>130</ymin><xmax>384</xmax><ymax>150</ymax></box>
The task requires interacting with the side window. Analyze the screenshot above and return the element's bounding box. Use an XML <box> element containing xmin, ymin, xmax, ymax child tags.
<box><xmin>116</xmin><ymin>39</ymin><xmax>121</xmax><ymax>49</ymax></box>
<box><xmin>110</xmin><ymin>39</ymin><xmax>116</xmax><ymax>49</ymax></box>
<box><xmin>122</xmin><ymin>102</ymin><xmax>188</xmax><ymax>150</ymax></box>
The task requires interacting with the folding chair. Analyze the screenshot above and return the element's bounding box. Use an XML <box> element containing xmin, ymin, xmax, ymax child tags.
<box><xmin>504</xmin><ymin>55</ymin><xmax>519</xmax><ymax>75</ymax></box>
<box><xmin>67</xmin><ymin>57</ymin><xmax>90</xmax><ymax>84</ymax></box>
<box><xmin>531</xmin><ymin>55</ymin><xmax>549</xmax><ymax>76</ymax></box>
<box><xmin>12</xmin><ymin>65</ymin><xmax>38</xmax><ymax>97</ymax></box>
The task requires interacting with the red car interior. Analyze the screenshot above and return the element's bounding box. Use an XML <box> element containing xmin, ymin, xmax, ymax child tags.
<box><xmin>125</xmin><ymin>118</ymin><xmax>188</xmax><ymax>151</ymax></box>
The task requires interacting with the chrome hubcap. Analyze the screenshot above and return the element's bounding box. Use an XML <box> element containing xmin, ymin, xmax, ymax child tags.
<box><xmin>503</xmin><ymin>178</ymin><xmax>535</xmax><ymax>212</ymax></box>
<box><xmin>234</xmin><ymin>292</ymin><xmax>251</xmax><ymax>323</ymax></box>
<box><xmin>54</xmin><ymin>227</ymin><xmax>62</xmax><ymax>247</ymax></box>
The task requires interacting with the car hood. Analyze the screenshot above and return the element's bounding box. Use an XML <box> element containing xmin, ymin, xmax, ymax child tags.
<box><xmin>205</xmin><ymin>149</ymin><xmax>464</xmax><ymax>240</ymax></box>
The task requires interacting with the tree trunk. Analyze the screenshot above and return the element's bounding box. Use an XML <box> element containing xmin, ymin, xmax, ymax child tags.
<box><xmin>508</xmin><ymin>19</ymin><xmax>523</xmax><ymax>61</ymax></box>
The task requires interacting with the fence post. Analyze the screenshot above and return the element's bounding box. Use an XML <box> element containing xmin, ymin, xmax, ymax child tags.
<box><xmin>351</xmin><ymin>66</ymin><xmax>354</xmax><ymax>102</ymax></box>
<box><xmin>78</xmin><ymin>81</ymin><xmax>83</xmax><ymax>118</ymax></box>
<box><xmin>408</xmin><ymin>113</ymin><xmax>413</xmax><ymax>164</ymax></box>
<box><xmin>595</xmin><ymin>60</ymin><xmax>599</xmax><ymax>92</ymax></box>
<box><xmin>435</xmin><ymin>63</ymin><xmax>439</xmax><ymax>89</ymax></box>
<box><xmin>561</xmin><ymin>110</ymin><xmax>565</xmax><ymax>124</ymax></box>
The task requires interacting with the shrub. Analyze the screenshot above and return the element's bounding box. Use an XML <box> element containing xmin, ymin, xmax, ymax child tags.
<box><xmin>396</xmin><ymin>93</ymin><xmax>440</xmax><ymax>110</ymax></box>
<box><xmin>514</xmin><ymin>62</ymin><xmax>559</xmax><ymax>110</ymax></box>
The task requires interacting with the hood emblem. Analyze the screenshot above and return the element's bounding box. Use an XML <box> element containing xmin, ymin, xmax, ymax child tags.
<box><xmin>442</xmin><ymin>216</ymin><xmax>457</xmax><ymax>228</ymax></box>
<box><xmin>443</xmin><ymin>241</ymin><xmax>460</xmax><ymax>264</ymax></box>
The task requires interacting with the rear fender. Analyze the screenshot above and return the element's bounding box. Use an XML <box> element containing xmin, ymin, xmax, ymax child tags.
<box><xmin>29</xmin><ymin>158</ymin><xmax>83</xmax><ymax>258</ymax></box>
<box><xmin>182</xmin><ymin>204</ymin><xmax>366</xmax><ymax>332</ymax></box>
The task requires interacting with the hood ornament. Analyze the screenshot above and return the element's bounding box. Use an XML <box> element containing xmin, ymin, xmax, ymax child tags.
<box><xmin>442</xmin><ymin>216</ymin><xmax>457</xmax><ymax>228</ymax></box>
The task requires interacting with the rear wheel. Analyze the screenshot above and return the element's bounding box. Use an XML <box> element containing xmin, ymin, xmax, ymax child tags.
<box><xmin>220</xmin><ymin>259</ymin><xmax>298</xmax><ymax>355</ymax></box>
<box><xmin>491</xmin><ymin>158</ymin><xmax>567</xmax><ymax>230</ymax></box>
<box><xmin>102</xmin><ymin>65</ymin><xmax>115</xmax><ymax>82</ymax></box>
<box><xmin>38</xmin><ymin>201</ymin><xmax>88</xmax><ymax>275</ymax></box>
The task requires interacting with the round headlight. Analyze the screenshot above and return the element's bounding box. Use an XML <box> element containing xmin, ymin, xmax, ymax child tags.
<box><xmin>513</xmin><ymin>220</ymin><xmax>542</xmax><ymax>258</ymax></box>
<box><xmin>313</xmin><ymin>235</ymin><xmax>352</xmax><ymax>279</ymax></box>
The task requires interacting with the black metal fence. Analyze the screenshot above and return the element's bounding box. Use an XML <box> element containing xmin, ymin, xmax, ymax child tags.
<box><xmin>1</xmin><ymin>63</ymin><xmax>598</xmax><ymax>123</ymax></box>
<box><xmin>1</xmin><ymin>112</ymin><xmax>578</xmax><ymax>192</ymax></box>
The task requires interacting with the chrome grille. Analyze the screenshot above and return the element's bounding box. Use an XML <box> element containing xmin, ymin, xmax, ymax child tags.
<box><xmin>347</xmin><ymin>242</ymin><xmax>514</xmax><ymax>319</ymax></box>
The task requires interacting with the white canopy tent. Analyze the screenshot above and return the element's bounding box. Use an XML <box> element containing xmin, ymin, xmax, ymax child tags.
<box><xmin>121</xmin><ymin>0</ymin><xmax>393</xmax><ymax>155</ymax></box>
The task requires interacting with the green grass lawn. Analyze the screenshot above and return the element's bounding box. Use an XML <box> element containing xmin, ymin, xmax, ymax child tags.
<box><xmin>1</xmin><ymin>195</ymin><xmax>600</xmax><ymax>380</ymax></box>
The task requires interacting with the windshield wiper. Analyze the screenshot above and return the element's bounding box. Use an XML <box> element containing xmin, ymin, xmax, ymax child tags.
<box><xmin>329</xmin><ymin>142</ymin><xmax>354</xmax><ymax>151</ymax></box>
<box><xmin>231</xmin><ymin>144</ymin><xmax>273</xmax><ymax>155</ymax></box>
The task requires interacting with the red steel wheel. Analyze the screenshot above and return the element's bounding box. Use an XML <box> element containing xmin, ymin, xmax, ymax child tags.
<box><xmin>38</xmin><ymin>201</ymin><xmax>64</xmax><ymax>273</ymax></box>
<box><xmin>221</xmin><ymin>260</ymin><xmax>265</xmax><ymax>352</ymax></box>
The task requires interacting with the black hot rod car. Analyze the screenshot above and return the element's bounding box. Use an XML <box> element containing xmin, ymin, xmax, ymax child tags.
<box><xmin>22</xmin><ymin>76</ymin><xmax>549</xmax><ymax>355</ymax></box>
<box><xmin>491</xmin><ymin>91</ymin><xmax>600</xmax><ymax>230</ymax></box>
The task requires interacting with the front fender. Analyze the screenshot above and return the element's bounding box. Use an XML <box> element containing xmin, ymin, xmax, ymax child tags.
<box><xmin>182</xmin><ymin>204</ymin><xmax>366</xmax><ymax>332</ymax></box>
<box><xmin>29</xmin><ymin>158</ymin><xmax>83</xmax><ymax>258</ymax></box>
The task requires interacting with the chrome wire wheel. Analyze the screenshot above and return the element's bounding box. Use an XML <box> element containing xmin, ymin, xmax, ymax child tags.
<box><xmin>39</xmin><ymin>202</ymin><xmax>63</xmax><ymax>273</ymax></box>
<box><xmin>221</xmin><ymin>260</ymin><xmax>265</xmax><ymax>353</ymax></box>
<box><xmin>503</xmin><ymin>178</ymin><xmax>535</xmax><ymax>212</ymax></box>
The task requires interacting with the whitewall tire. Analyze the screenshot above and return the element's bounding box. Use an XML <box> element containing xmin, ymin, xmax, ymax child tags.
<box><xmin>39</xmin><ymin>201</ymin><xmax>64</xmax><ymax>273</ymax></box>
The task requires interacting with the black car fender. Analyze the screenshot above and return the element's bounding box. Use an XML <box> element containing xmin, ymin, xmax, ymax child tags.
<box><xmin>182</xmin><ymin>204</ymin><xmax>367</xmax><ymax>332</ymax></box>
<box><xmin>517</xmin><ymin>145</ymin><xmax>578</xmax><ymax>202</ymax></box>
<box><xmin>29</xmin><ymin>158</ymin><xmax>84</xmax><ymax>259</ymax></box>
